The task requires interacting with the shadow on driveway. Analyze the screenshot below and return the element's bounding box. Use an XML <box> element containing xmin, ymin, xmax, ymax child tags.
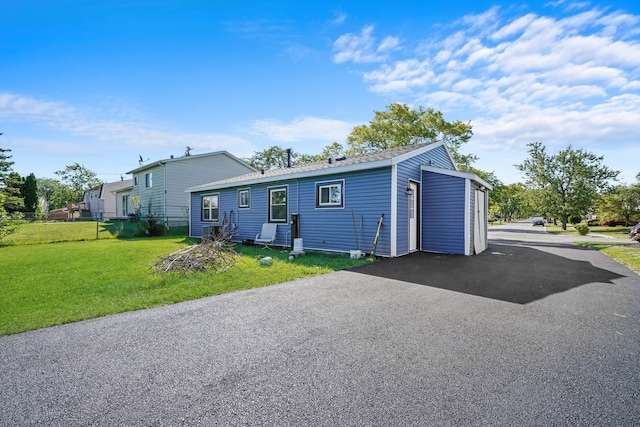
<box><xmin>351</xmin><ymin>243</ymin><xmax>625</xmax><ymax>304</ymax></box>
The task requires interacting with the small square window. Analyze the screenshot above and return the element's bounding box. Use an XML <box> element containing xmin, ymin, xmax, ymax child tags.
<box><xmin>316</xmin><ymin>180</ymin><xmax>344</xmax><ymax>208</ymax></box>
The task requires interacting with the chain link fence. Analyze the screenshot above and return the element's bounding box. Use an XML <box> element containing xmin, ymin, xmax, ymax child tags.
<box><xmin>0</xmin><ymin>216</ymin><xmax>189</xmax><ymax>247</ymax></box>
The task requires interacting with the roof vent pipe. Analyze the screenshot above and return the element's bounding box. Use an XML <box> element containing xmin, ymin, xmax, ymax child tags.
<box><xmin>328</xmin><ymin>157</ymin><xmax>333</xmax><ymax>164</ymax></box>
<box><xmin>286</xmin><ymin>148</ymin><xmax>292</xmax><ymax>168</ymax></box>
<box><xmin>261</xmin><ymin>169</ymin><xmax>265</xmax><ymax>175</ymax></box>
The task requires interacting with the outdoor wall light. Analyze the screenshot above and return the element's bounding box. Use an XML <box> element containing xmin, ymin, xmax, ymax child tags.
<box><xmin>405</xmin><ymin>186</ymin><xmax>414</xmax><ymax>195</ymax></box>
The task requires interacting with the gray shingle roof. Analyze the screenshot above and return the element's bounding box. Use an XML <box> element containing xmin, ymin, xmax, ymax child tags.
<box><xmin>186</xmin><ymin>141</ymin><xmax>442</xmax><ymax>193</ymax></box>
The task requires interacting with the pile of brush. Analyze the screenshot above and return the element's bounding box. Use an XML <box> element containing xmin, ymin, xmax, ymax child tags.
<box><xmin>152</xmin><ymin>236</ymin><xmax>237</xmax><ymax>273</ymax></box>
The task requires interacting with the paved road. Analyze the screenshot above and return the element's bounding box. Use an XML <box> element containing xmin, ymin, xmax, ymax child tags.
<box><xmin>1</xmin><ymin>222</ymin><xmax>639</xmax><ymax>426</ymax></box>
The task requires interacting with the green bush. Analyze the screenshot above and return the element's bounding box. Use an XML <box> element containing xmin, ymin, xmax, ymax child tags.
<box><xmin>575</xmin><ymin>223</ymin><xmax>590</xmax><ymax>235</ymax></box>
<box><xmin>570</xmin><ymin>215</ymin><xmax>583</xmax><ymax>225</ymax></box>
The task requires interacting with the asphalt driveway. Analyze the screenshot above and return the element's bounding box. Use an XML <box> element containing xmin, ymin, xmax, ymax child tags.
<box><xmin>1</xmin><ymin>222</ymin><xmax>639</xmax><ymax>425</ymax></box>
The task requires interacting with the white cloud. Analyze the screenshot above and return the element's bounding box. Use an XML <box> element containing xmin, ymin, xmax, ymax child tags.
<box><xmin>364</xmin><ymin>59</ymin><xmax>434</xmax><ymax>93</ymax></box>
<box><xmin>333</xmin><ymin>5</ymin><xmax>639</xmax><ymax>182</ymax></box>
<box><xmin>332</xmin><ymin>25</ymin><xmax>400</xmax><ymax>64</ymax></box>
<box><xmin>250</xmin><ymin>116</ymin><xmax>355</xmax><ymax>143</ymax></box>
<box><xmin>0</xmin><ymin>92</ymin><xmax>256</xmax><ymax>154</ymax></box>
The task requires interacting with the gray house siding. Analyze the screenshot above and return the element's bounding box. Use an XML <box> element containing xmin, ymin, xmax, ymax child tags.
<box><xmin>131</xmin><ymin>164</ymin><xmax>165</xmax><ymax>218</ymax></box>
<box><xmin>129</xmin><ymin>152</ymin><xmax>255</xmax><ymax>225</ymax></box>
<box><xmin>422</xmin><ymin>171</ymin><xmax>466</xmax><ymax>254</ymax></box>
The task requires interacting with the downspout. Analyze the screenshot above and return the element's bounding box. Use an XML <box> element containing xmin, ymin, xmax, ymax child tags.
<box><xmin>163</xmin><ymin>163</ymin><xmax>167</xmax><ymax>223</ymax></box>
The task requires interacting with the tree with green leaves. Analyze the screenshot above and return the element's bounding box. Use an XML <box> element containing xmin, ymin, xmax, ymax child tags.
<box><xmin>37</xmin><ymin>178</ymin><xmax>75</xmax><ymax>210</ymax></box>
<box><xmin>2</xmin><ymin>172</ymin><xmax>25</xmax><ymax>213</ymax></box>
<box><xmin>22</xmin><ymin>173</ymin><xmax>38</xmax><ymax>215</ymax></box>
<box><xmin>489</xmin><ymin>182</ymin><xmax>531</xmax><ymax>222</ymax></box>
<box><xmin>0</xmin><ymin>148</ymin><xmax>24</xmax><ymax>213</ymax></box>
<box><xmin>517</xmin><ymin>142</ymin><xmax>619</xmax><ymax>230</ymax></box>
<box><xmin>597</xmin><ymin>184</ymin><xmax>640</xmax><ymax>226</ymax></box>
<box><xmin>54</xmin><ymin>163</ymin><xmax>102</xmax><ymax>203</ymax></box>
<box><xmin>345</xmin><ymin>103</ymin><xmax>476</xmax><ymax>169</ymax></box>
<box><xmin>245</xmin><ymin>146</ymin><xmax>306</xmax><ymax>170</ymax></box>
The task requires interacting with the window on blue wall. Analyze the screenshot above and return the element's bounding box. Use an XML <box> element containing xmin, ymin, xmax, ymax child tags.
<box><xmin>268</xmin><ymin>187</ymin><xmax>287</xmax><ymax>222</ymax></box>
<box><xmin>238</xmin><ymin>188</ymin><xmax>250</xmax><ymax>209</ymax></box>
<box><xmin>316</xmin><ymin>180</ymin><xmax>344</xmax><ymax>208</ymax></box>
<box><xmin>202</xmin><ymin>194</ymin><xmax>219</xmax><ymax>222</ymax></box>
<box><xmin>145</xmin><ymin>172</ymin><xmax>152</xmax><ymax>188</ymax></box>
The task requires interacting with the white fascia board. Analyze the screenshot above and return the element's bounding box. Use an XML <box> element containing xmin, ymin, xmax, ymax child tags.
<box><xmin>185</xmin><ymin>158</ymin><xmax>396</xmax><ymax>193</ymax></box>
<box><xmin>421</xmin><ymin>165</ymin><xmax>493</xmax><ymax>190</ymax></box>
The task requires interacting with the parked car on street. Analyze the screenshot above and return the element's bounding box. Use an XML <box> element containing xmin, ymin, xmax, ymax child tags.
<box><xmin>629</xmin><ymin>223</ymin><xmax>640</xmax><ymax>239</ymax></box>
<box><xmin>601</xmin><ymin>220</ymin><xmax>627</xmax><ymax>226</ymax></box>
<box><xmin>533</xmin><ymin>219</ymin><xmax>545</xmax><ymax>226</ymax></box>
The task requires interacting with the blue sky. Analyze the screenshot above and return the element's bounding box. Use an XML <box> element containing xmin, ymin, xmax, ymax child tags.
<box><xmin>1</xmin><ymin>0</ymin><xmax>639</xmax><ymax>185</ymax></box>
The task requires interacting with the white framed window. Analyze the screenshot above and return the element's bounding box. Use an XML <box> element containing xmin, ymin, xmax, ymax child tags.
<box><xmin>316</xmin><ymin>180</ymin><xmax>344</xmax><ymax>208</ymax></box>
<box><xmin>134</xmin><ymin>176</ymin><xmax>138</xmax><ymax>186</ymax></box>
<box><xmin>145</xmin><ymin>172</ymin><xmax>153</xmax><ymax>188</ymax></box>
<box><xmin>268</xmin><ymin>187</ymin><xmax>287</xmax><ymax>223</ymax></box>
<box><xmin>238</xmin><ymin>188</ymin><xmax>250</xmax><ymax>209</ymax></box>
<box><xmin>202</xmin><ymin>194</ymin><xmax>219</xmax><ymax>222</ymax></box>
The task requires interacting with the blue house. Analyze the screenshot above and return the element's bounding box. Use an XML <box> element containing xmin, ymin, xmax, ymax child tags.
<box><xmin>186</xmin><ymin>142</ymin><xmax>492</xmax><ymax>257</ymax></box>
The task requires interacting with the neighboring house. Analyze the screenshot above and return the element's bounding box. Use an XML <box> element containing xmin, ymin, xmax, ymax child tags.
<box><xmin>126</xmin><ymin>151</ymin><xmax>256</xmax><ymax>226</ymax></box>
<box><xmin>83</xmin><ymin>179</ymin><xmax>134</xmax><ymax>220</ymax></box>
<box><xmin>186</xmin><ymin>142</ymin><xmax>492</xmax><ymax>257</ymax></box>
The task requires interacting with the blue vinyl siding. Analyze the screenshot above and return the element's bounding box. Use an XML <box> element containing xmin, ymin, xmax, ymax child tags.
<box><xmin>394</xmin><ymin>146</ymin><xmax>457</xmax><ymax>255</ymax></box>
<box><xmin>299</xmin><ymin>168</ymin><xmax>391</xmax><ymax>255</ymax></box>
<box><xmin>422</xmin><ymin>171</ymin><xmax>466</xmax><ymax>254</ymax></box>
<box><xmin>190</xmin><ymin>168</ymin><xmax>392</xmax><ymax>256</ymax></box>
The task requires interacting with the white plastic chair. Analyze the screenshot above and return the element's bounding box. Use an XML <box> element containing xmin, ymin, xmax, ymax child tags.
<box><xmin>255</xmin><ymin>223</ymin><xmax>277</xmax><ymax>249</ymax></box>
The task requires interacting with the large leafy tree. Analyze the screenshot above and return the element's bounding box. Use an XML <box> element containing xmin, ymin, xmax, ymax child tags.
<box><xmin>54</xmin><ymin>163</ymin><xmax>102</xmax><ymax>203</ymax></box>
<box><xmin>0</xmin><ymin>148</ymin><xmax>24</xmax><ymax>213</ymax></box>
<box><xmin>38</xmin><ymin>178</ymin><xmax>78</xmax><ymax>210</ymax></box>
<box><xmin>345</xmin><ymin>103</ymin><xmax>476</xmax><ymax>169</ymax></box>
<box><xmin>517</xmin><ymin>142</ymin><xmax>619</xmax><ymax>230</ymax></box>
<box><xmin>597</xmin><ymin>183</ymin><xmax>640</xmax><ymax>226</ymax></box>
<box><xmin>3</xmin><ymin>172</ymin><xmax>25</xmax><ymax>213</ymax></box>
<box><xmin>22</xmin><ymin>173</ymin><xmax>38</xmax><ymax>214</ymax></box>
<box><xmin>489</xmin><ymin>182</ymin><xmax>531</xmax><ymax>222</ymax></box>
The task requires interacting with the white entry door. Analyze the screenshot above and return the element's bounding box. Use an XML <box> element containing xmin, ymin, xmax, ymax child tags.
<box><xmin>409</xmin><ymin>181</ymin><xmax>419</xmax><ymax>252</ymax></box>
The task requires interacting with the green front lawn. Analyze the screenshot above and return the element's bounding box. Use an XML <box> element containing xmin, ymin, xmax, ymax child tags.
<box><xmin>0</xmin><ymin>238</ymin><xmax>369</xmax><ymax>336</ymax></box>
<box><xmin>544</xmin><ymin>223</ymin><xmax>633</xmax><ymax>237</ymax></box>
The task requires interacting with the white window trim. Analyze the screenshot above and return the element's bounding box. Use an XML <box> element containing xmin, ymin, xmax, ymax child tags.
<box><xmin>268</xmin><ymin>186</ymin><xmax>288</xmax><ymax>223</ymax></box>
<box><xmin>202</xmin><ymin>193</ymin><xmax>220</xmax><ymax>222</ymax></box>
<box><xmin>238</xmin><ymin>188</ymin><xmax>251</xmax><ymax>209</ymax></box>
<box><xmin>315</xmin><ymin>179</ymin><xmax>345</xmax><ymax>209</ymax></box>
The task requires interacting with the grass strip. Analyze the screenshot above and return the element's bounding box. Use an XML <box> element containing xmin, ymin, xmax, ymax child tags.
<box><xmin>0</xmin><ymin>238</ymin><xmax>369</xmax><ymax>336</ymax></box>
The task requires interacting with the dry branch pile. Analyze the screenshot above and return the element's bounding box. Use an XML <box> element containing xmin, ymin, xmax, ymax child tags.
<box><xmin>152</xmin><ymin>237</ymin><xmax>238</xmax><ymax>273</ymax></box>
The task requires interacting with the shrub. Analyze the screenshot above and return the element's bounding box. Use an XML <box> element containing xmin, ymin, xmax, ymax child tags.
<box><xmin>570</xmin><ymin>215</ymin><xmax>583</xmax><ymax>225</ymax></box>
<box><xmin>575</xmin><ymin>223</ymin><xmax>590</xmax><ymax>235</ymax></box>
